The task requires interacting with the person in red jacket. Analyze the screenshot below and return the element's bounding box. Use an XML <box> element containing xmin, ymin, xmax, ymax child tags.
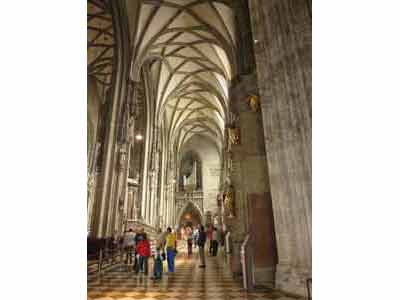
<box><xmin>136</xmin><ymin>233</ymin><xmax>151</xmax><ymax>275</ymax></box>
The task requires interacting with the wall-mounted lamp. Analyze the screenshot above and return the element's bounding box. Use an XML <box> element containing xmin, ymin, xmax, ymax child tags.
<box><xmin>135</xmin><ymin>134</ymin><xmax>143</xmax><ymax>141</ymax></box>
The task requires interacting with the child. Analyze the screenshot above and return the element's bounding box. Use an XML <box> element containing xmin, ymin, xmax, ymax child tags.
<box><xmin>136</xmin><ymin>234</ymin><xmax>151</xmax><ymax>274</ymax></box>
<box><xmin>152</xmin><ymin>247</ymin><xmax>164</xmax><ymax>280</ymax></box>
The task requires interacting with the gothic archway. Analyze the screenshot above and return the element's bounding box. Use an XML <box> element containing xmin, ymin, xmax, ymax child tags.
<box><xmin>176</xmin><ymin>201</ymin><xmax>203</xmax><ymax>236</ymax></box>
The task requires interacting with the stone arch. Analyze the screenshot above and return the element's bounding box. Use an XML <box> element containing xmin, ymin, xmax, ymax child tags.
<box><xmin>175</xmin><ymin>200</ymin><xmax>203</xmax><ymax>228</ymax></box>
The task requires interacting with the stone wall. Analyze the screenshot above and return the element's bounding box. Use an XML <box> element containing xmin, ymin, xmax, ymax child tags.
<box><xmin>248</xmin><ymin>0</ymin><xmax>312</xmax><ymax>296</ymax></box>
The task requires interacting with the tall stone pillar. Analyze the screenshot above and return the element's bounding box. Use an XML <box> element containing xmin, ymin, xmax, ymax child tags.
<box><xmin>90</xmin><ymin>0</ymin><xmax>130</xmax><ymax>238</ymax></box>
<box><xmin>226</xmin><ymin>74</ymin><xmax>277</xmax><ymax>285</ymax></box>
<box><xmin>111</xmin><ymin>80</ymin><xmax>138</xmax><ymax>236</ymax></box>
<box><xmin>248</xmin><ymin>0</ymin><xmax>312</xmax><ymax>296</ymax></box>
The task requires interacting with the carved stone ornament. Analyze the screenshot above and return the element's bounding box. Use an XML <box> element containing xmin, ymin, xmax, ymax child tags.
<box><xmin>228</xmin><ymin>126</ymin><xmax>240</xmax><ymax>145</ymax></box>
<box><xmin>87</xmin><ymin>173</ymin><xmax>95</xmax><ymax>190</ymax></box>
<box><xmin>119</xmin><ymin>144</ymin><xmax>127</xmax><ymax>170</ymax></box>
<box><xmin>246</xmin><ymin>94</ymin><xmax>260</xmax><ymax>112</ymax></box>
<box><xmin>223</xmin><ymin>185</ymin><xmax>235</xmax><ymax>218</ymax></box>
<box><xmin>217</xmin><ymin>193</ymin><xmax>223</xmax><ymax>207</ymax></box>
<box><xmin>118</xmin><ymin>196</ymin><xmax>124</xmax><ymax>211</ymax></box>
<box><xmin>128</xmin><ymin>116</ymin><xmax>135</xmax><ymax>142</ymax></box>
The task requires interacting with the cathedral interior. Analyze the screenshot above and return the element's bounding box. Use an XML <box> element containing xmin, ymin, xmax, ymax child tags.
<box><xmin>87</xmin><ymin>0</ymin><xmax>311</xmax><ymax>299</ymax></box>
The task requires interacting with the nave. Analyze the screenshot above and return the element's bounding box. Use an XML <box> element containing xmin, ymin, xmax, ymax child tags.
<box><xmin>88</xmin><ymin>242</ymin><xmax>300</xmax><ymax>300</ymax></box>
<box><xmin>87</xmin><ymin>0</ymin><xmax>311</xmax><ymax>297</ymax></box>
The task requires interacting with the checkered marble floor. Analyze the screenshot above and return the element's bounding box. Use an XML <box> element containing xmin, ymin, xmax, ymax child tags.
<box><xmin>88</xmin><ymin>243</ymin><xmax>301</xmax><ymax>300</ymax></box>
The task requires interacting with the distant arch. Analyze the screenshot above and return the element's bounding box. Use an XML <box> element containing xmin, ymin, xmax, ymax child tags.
<box><xmin>175</xmin><ymin>201</ymin><xmax>203</xmax><ymax>228</ymax></box>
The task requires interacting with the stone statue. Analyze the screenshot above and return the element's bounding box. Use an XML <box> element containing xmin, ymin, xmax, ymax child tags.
<box><xmin>87</xmin><ymin>173</ymin><xmax>95</xmax><ymax>190</ymax></box>
<box><xmin>128</xmin><ymin>116</ymin><xmax>135</xmax><ymax>142</ymax></box>
<box><xmin>119</xmin><ymin>144</ymin><xmax>127</xmax><ymax>170</ymax></box>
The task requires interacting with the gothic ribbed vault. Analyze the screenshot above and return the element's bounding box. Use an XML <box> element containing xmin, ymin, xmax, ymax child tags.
<box><xmin>130</xmin><ymin>0</ymin><xmax>237</xmax><ymax>153</ymax></box>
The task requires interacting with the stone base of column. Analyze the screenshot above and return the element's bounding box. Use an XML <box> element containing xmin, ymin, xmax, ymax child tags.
<box><xmin>253</xmin><ymin>266</ymin><xmax>276</xmax><ymax>288</ymax></box>
<box><xmin>275</xmin><ymin>263</ymin><xmax>311</xmax><ymax>297</ymax></box>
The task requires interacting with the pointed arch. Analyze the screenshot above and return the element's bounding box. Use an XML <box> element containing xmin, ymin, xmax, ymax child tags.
<box><xmin>175</xmin><ymin>200</ymin><xmax>203</xmax><ymax>227</ymax></box>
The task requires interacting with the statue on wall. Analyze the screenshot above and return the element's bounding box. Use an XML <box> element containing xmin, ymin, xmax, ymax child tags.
<box><xmin>118</xmin><ymin>143</ymin><xmax>127</xmax><ymax>171</ymax></box>
<box><xmin>227</xmin><ymin>114</ymin><xmax>240</xmax><ymax>146</ymax></box>
<box><xmin>227</xmin><ymin>126</ymin><xmax>240</xmax><ymax>146</ymax></box>
<box><xmin>217</xmin><ymin>193</ymin><xmax>223</xmax><ymax>208</ymax></box>
<box><xmin>223</xmin><ymin>185</ymin><xmax>235</xmax><ymax>218</ymax></box>
<box><xmin>246</xmin><ymin>94</ymin><xmax>260</xmax><ymax>112</ymax></box>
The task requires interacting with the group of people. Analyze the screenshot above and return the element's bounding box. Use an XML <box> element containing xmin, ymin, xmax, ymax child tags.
<box><xmin>186</xmin><ymin>224</ymin><xmax>223</xmax><ymax>266</ymax></box>
<box><xmin>123</xmin><ymin>224</ymin><xmax>223</xmax><ymax>279</ymax></box>
<box><xmin>123</xmin><ymin>226</ymin><xmax>176</xmax><ymax>280</ymax></box>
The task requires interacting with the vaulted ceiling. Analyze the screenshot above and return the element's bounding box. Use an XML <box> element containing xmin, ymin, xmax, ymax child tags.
<box><xmin>130</xmin><ymin>0</ymin><xmax>237</xmax><ymax>154</ymax></box>
<box><xmin>87</xmin><ymin>0</ymin><xmax>115</xmax><ymax>101</ymax></box>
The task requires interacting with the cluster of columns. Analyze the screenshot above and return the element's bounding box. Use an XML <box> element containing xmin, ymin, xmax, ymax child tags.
<box><xmin>87</xmin><ymin>1</ymin><xmax>176</xmax><ymax>239</ymax></box>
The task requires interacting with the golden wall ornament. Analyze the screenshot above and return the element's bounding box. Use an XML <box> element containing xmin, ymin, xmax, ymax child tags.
<box><xmin>223</xmin><ymin>185</ymin><xmax>235</xmax><ymax>218</ymax></box>
<box><xmin>246</xmin><ymin>94</ymin><xmax>260</xmax><ymax>112</ymax></box>
<box><xmin>228</xmin><ymin>126</ymin><xmax>240</xmax><ymax>145</ymax></box>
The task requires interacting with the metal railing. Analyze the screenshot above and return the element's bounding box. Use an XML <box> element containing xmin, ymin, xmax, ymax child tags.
<box><xmin>87</xmin><ymin>240</ymin><xmax>124</xmax><ymax>276</ymax></box>
<box><xmin>225</xmin><ymin>231</ymin><xmax>231</xmax><ymax>254</ymax></box>
<box><xmin>241</xmin><ymin>234</ymin><xmax>253</xmax><ymax>291</ymax></box>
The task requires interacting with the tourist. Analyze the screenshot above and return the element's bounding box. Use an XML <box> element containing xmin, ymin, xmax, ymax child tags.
<box><xmin>151</xmin><ymin>246</ymin><xmax>164</xmax><ymax>280</ymax></box>
<box><xmin>165</xmin><ymin>227</ymin><xmax>177</xmax><ymax>273</ymax></box>
<box><xmin>123</xmin><ymin>228</ymin><xmax>135</xmax><ymax>269</ymax></box>
<box><xmin>135</xmin><ymin>227</ymin><xmax>146</xmax><ymax>244</ymax></box>
<box><xmin>156</xmin><ymin>228</ymin><xmax>166</xmax><ymax>250</ymax></box>
<box><xmin>211</xmin><ymin>227</ymin><xmax>219</xmax><ymax>256</ymax></box>
<box><xmin>187</xmin><ymin>229</ymin><xmax>193</xmax><ymax>256</ymax></box>
<box><xmin>207</xmin><ymin>225</ymin><xmax>213</xmax><ymax>255</ymax></box>
<box><xmin>193</xmin><ymin>226</ymin><xmax>199</xmax><ymax>248</ymax></box>
<box><xmin>197</xmin><ymin>225</ymin><xmax>207</xmax><ymax>268</ymax></box>
<box><xmin>136</xmin><ymin>233</ymin><xmax>151</xmax><ymax>275</ymax></box>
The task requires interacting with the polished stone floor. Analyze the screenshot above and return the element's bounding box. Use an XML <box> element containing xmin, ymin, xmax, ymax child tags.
<box><xmin>88</xmin><ymin>243</ymin><xmax>300</xmax><ymax>300</ymax></box>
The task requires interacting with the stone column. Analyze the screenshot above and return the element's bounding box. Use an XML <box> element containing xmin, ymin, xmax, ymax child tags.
<box><xmin>87</xmin><ymin>142</ymin><xmax>101</xmax><ymax>233</ymax></box>
<box><xmin>126</xmin><ymin>185</ymin><xmax>134</xmax><ymax>219</ymax></box>
<box><xmin>248</xmin><ymin>0</ymin><xmax>312</xmax><ymax>296</ymax></box>
<box><xmin>87</xmin><ymin>172</ymin><xmax>96</xmax><ymax>233</ymax></box>
<box><xmin>114</xmin><ymin>79</ymin><xmax>141</xmax><ymax>235</ymax></box>
<box><xmin>90</xmin><ymin>0</ymin><xmax>130</xmax><ymax>238</ymax></box>
<box><xmin>226</xmin><ymin>74</ymin><xmax>277</xmax><ymax>284</ymax></box>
